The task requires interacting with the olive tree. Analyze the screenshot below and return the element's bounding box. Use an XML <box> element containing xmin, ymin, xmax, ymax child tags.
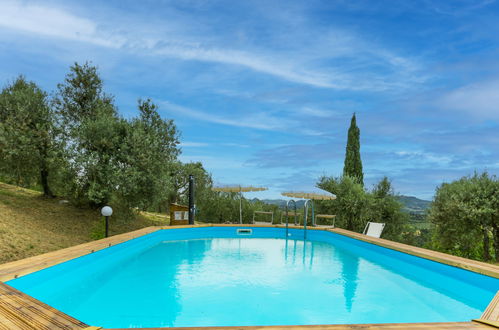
<box><xmin>0</xmin><ymin>76</ymin><xmax>57</xmax><ymax>196</ymax></box>
<box><xmin>317</xmin><ymin>175</ymin><xmax>370</xmax><ymax>232</ymax></box>
<box><xmin>429</xmin><ymin>172</ymin><xmax>499</xmax><ymax>261</ymax></box>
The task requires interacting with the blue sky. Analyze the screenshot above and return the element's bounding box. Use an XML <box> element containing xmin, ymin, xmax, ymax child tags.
<box><xmin>1</xmin><ymin>0</ymin><xmax>499</xmax><ymax>200</ymax></box>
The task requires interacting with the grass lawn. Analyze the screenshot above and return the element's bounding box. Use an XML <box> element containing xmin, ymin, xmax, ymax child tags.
<box><xmin>0</xmin><ymin>182</ymin><xmax>169</xmax><ymax>264</ymax></box>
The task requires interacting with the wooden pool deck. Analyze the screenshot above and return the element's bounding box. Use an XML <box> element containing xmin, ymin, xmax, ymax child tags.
<box><xmin>0</xmin><ymin>224</ymin><xmax>498</xmax><ymax>329</ymax></box>
<box><xmin>110</xmin><ymin>323</ymin><xmax>492</xmax><ymax>330</ymax></box>
<box><xmin>0</xmin><ymin>226</ymin><xmax>163</xmax><ymax>282</ymax></box>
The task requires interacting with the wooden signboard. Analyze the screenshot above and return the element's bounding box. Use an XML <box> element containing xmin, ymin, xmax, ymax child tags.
<box><xmin>169</xmin><ymin>203</ymin><xmax>189</xmax><ymax>226</ymax></box>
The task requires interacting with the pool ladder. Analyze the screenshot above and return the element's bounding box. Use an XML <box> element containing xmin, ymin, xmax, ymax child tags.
<box><xmin>284</xmin><ymin>200</ymin><xmax>298</xmax><ymax>238</ymax></box>
<box><xmin>285</xmin><ymin>199</ymin><xmax>315</xmax><ymax>240</ymax></box>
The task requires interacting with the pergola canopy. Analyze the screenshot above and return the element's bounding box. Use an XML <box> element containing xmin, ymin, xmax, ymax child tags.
<box><xmin>212</xmin><ymin>185</ymin><xmax>267</xmax><ymax>193</ymax></box>
<box><xmin>281</xmin><ymin>190</ymin><xmax>336</xmax><ymax>200</ymax></box>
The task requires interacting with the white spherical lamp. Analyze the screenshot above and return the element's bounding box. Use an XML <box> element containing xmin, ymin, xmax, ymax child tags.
<box><xmin>101</xmin><ymin>206</ymin><xmax>113</xmax><ymax>217</ymax></box>
<box><xmin>101</xmin><ymin>206</ymin><xmax>113</xmax><ymax>238</ymax></box>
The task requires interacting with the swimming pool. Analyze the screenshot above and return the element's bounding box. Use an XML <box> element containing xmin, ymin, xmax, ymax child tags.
<box><xmin>6</xmin><ymin>226</ymin><xmax>499</xmax><ymax>328</ymax></box>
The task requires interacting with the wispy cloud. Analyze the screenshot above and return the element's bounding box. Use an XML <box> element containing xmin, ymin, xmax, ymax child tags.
<box><xmin>222</xmin><ymin>143</ymin><xmax>250</xmax><ymax>148</ymax></box>
<box><xmin>160</xmin><ymin>101</ymin><xmax>295</xmax><ymax>131</ymax></box>
<box><xmin>180</xmin><ymin>141</ymin><xmax>250</xmax><ymax>148</ymax></box>
<box><xmin>0</xmin><ymin>0</ymin><xmax>123</xmax><ymax>48</ymax></box>
<box><xmin>438</xmin><ymin>79</ymin><xmax>499</xmax><ymax>120</ymax></box>
<box><xmin>0</xmin><ymin>0</ymin><xmax>426</xmax><ymax>92</ymax></box>
<box><xmin>2</xmin><ymin>0</ymin><xmax>498</xmax><ymax>199</ymax></box>
<box><xmin>152</xmin><ymin>46</ymin><xmax>341</xmax><ymax>89</ymax></box>
<box><xmin>247</xmin><ymin>142</ymin><xmax>343</xmax><ymax>168</ymax></box>
<box><xmin>298</xmin><ymin>107</ymin><xmax>337</xmax><ymax>118</ymax></box>
<box><xmin>180</xmin><ymin>142</ymin><xmax>210</xmax><ymax>147</ymax></box>
<box><xmin>394</xmin><ymin>151</ymin><xmax>453</xmax><ymax>166</ymax></box>
<box><xmin>423</xmin><ymin>0</ymin><xmax>496</xmax><ymax>16</ymax></box>
<box><xmin>159</xmin><ymin>100</ymin><xmax>332</xmax><ymax>137</ymax></box>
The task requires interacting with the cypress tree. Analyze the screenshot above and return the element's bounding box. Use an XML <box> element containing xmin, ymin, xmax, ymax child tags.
<box><xmin>343</xmin><ymin>113</ymin><xmax>364</xmax><ymax>185</ymax></box>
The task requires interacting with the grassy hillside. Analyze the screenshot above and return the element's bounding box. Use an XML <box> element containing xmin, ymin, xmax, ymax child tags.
<box><xmin>0</xmin><ymin>182</ymin><xmax>168</xmax><ymax>264</ymax></box>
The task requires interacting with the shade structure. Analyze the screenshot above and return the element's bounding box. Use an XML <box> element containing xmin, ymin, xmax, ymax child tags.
<box><xmin>212</xmin><ymin>186</ymin><xmax>267</xmax><ymax>193</ymax></box>
<box><xmin>212</xmin><ymin>185</ymin><xmax>268</xmax><ymax>223</ymax></box>
<box><xmin>281</xmin><ymin>190</ymin><xmax>336</xmax><ymax>200</ymax></box>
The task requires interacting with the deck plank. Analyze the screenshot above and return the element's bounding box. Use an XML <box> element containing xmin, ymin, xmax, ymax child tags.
<box><xmin>481</xmin><ymin>290</ymin><xmax>499</xmax><ymax>321</ymax></box>
<box><xmin>0</xmin><ymin>226</ymin><xmax>161</xmax><ymax>282</ymax></box>
<box><xmin>107</xmin><ymin>321</ymin><xmax>492</xmax><ymax>330</ymax></box>
<box><xmin>326</xmin><ymin>227</ymin><xmax>499</xmax><ymax>278</ymax></box>
<box><xmin>0</xmin><ymin>282</ymin><xmax>88</xmax><ymax>329</ymax></box>
<box><xmin>0</xmin><ymin>309</ymin><xmax>31</xmax><ymax>330</ymax></box>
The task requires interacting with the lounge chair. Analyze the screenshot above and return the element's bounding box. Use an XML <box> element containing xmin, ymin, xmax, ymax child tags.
<box><xmin>314</xmin><ymin>214</ymin><xmax>336</xmax><ymax>227</ymax></box>
<box><xmin>362</xmin><ymin>222</ymin><xmax>385</xmax><ymax>238</ymax></box>
<box><xmin>252</xmin><ymin>211</ymin><xmax>274</xmax><ymax>225</ymax></box>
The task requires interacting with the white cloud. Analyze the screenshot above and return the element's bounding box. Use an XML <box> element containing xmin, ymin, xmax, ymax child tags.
<box><xmin>0</xmin><ymin>0</ymin><xmax>337</xmax><ymax>88</ymax></box>
<box><xmin>160</xmin><ymin>101</ymin><xmax>331</xmax><ymax>136</ymax></box>
<box><xmin>222</xmin><ymin>143</ymin><xmax>250</xmax><ymax>148</ymax></box>
<box><xmin>0</xmin><ymin>0</ymin><xmax>123</xmax><ymax>48</ymax></box>
<box><xmin>299</xmin><ymin>107</ymin><xmax>337</xmax><ymax>118</ymax></box>
<box><xmin>0</xmin><ymin>0</ymin><xmax>425</xmax><ymax>92</ymax></box>
<box><xmin>439</xmin><ymin>80</ymin><xmax>499</xmax><ymax>120</ymax></box>
<box><xmin>152</xmin><ymin>45</ymin><xmax>347</xmax><ymax>89</ymax></box>
<box><xmin>299</xmin><ymin>128</ymin><xmax>325</xmax><ymax>136</ymax></box>
<box><xmin>180</xmin><ymin>142</ymin><xmax>210</xmax><ymax>147</ymax></box>
<box><xmin>394</xmin><ymin>151</ymin><xmax>453</xmax><ymax>165</ymax></box>
<box><xmin>160</xmin><ymin>101</ymin><xmax>297</xmax><ymax>131</ymax></box>
<box><xmin>180</xmin><ymin>141</ymin><xmax>250</xmax><ymax>148</ymax></box>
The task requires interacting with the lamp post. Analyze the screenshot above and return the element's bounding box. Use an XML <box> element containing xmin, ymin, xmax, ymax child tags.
<box><xmin>188</xmin><ymin>174</ymin><xmax>195</xmax><ymax>225</ymax></box>
<box><xmin>101</xmin><ymin>206</ymin><xmax>113</xmax><ymax>238</ymax></box>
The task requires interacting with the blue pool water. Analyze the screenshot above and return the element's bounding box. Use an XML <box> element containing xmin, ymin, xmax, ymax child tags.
<box><xmin>7</xmin><ymin>227</ymin><xmax>499</xmax><ymax>328</ymax></box>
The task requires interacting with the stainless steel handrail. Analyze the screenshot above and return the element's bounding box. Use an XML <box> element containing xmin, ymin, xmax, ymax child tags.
<box><xmin>285</xmin><ymin>199</ymin><xmax>298</xmax><ymax>237</ymax></box>
<box><xmin>303</xmin><ymin>199</ymin><xmax>314</xmax><ymax>240</ymax></box>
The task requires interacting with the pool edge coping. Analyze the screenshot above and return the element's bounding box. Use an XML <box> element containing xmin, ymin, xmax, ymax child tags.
<box><xmin>0</xmin><ymin>223</ymin><xmax>498</xmax><ymax>329</ymax></box>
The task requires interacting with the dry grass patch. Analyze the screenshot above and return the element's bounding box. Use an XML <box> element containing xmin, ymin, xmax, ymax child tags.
<box><xmin>0</xmin><ymin>182</ymin><xmax>168</xmax><ymax>264</ymax></box>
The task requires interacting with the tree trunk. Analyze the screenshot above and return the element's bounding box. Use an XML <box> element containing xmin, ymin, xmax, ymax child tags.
<box><xmin>39</xmin><ymin>139</ymin><xmax>53</xmax><ymax>197</ymax></box>
<box><xmin>493</xmin><ymin>225</ymin><xmax>499</xmax><ymax>261</ymax></box>
<box><xmin>40</xmin><ymin>166</ymin><xmax>53</xmax><ymax>197</ymax></box>
<box><xmin>483</xmin><ymin>227</ymin><xmax>491</xmax><ymax>261</ymax></box>
<box><xmin>347</xmin><ymin>217</ymin><xmax>353</xmax><ymax>231</ymax></box>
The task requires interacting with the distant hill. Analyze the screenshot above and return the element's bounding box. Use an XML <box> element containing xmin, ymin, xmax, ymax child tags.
<box><xmin>252</xmin><ymin>195</ymin><xmax>431</xmax><ymax>215</ymax></box>
<box><xmin>395</xmin><ymin>195</ymin><xmax>431</xmax><ymax>215</ymax></box>
<box><xmin>251</xmin><ymin>198</ymin><xmax>306</xmax><ymax>209</ymax></box>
